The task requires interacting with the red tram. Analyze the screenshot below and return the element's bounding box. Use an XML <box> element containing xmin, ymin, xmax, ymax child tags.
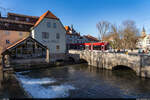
<box><xmin>67</xmin><ymin>42</ymin><xmax>109</xmax><ymax>51</ymax></box>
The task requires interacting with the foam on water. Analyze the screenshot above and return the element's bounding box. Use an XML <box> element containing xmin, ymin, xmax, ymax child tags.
<box><xmin>16</xmin><ymin>72</ymin><xmax>75</xmax><ymax>98</ymax></box>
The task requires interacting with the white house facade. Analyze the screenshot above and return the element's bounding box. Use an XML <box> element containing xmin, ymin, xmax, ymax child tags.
<box><xmin>137</xmin><ymin>27</ymin><xmax>150</xmax><ymax>50</ymax></box>
<box><xmin>31</xmin><ymin>11</ymin><xmax>66</xmax><ymax>61</ymax></box>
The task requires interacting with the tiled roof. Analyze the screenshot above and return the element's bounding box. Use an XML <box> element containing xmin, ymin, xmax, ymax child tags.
<box><xmin>34</xmin><ymin>10</ymin><xmax>59</xmax><ymax>28</ymax></box>
<box><xmin>2</xmin><ymin>36</ymin><xmax>47</xmax><ymax>55</ymax></box>
<box><xmin>5</xmin><ymin>37</ymin><xmax>28</xmax><ymax>51</ymax></box>
<box><xmin>65</xmin><ymin>26</ymin><xmax>71</xmax><ymax>31</ymax></box>
<box><xmin>84</xmin><ymin>35</ymin><xmax>99</xmax><ymax>42</ymax></box>
<box><xmin>8</xmin><ymin>12</ymin><xmax>39</xmax><ymax>19</ymax></box>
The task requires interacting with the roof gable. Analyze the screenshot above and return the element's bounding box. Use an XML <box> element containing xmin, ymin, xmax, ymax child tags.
<box><xmin>2</xmin><ymin>36</ymin><xmax>47</xmax><ymax>55</ymax></box>
<box><xmin>33</xmin><ymin>10</ymin><xmax>59</xmax><ymax>28</ymax></box>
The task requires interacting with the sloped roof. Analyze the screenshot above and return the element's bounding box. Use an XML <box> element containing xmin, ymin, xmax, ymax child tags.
<box><xmin>2</xmin><ymin>36</ymin><xmax>47</xmax><ymax>55</ymax></box>
<box><xmin>65</xmin><ymin>26</ymin><xmax>71</xmax><ymax>31</ymax></box>
<box><xmin>84</xmin><ymin>35</ymin><xmax>99</xmax><ymax>42</ymax></box>
<box><xmin>34</xmin><ymin>10</ymin><xmax>59</xmax><ymax>28</ymax></box>
<box><xmin>8</xmin><ymin>12</ymin><xmax>39</xmax><ymax>19</ymax></box>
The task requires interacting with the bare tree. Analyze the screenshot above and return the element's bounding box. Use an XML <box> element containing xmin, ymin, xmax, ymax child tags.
<box><xmin>96</xmin><ymin>21</ymin><xmax>111</xmax><ymax>41</ymax></box>
<box><xmin>121</xmin><ymin>20</ymin><xmax>139</xmax><ymax>49</ymax></box>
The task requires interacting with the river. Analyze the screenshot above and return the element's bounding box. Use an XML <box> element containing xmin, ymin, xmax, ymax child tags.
<box><xmin>1</xmin><ymin>64</ymin><xmax>150</xmax><ymax>98</ymax></box>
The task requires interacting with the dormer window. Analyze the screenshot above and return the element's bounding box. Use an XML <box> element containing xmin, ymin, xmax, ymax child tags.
<box><xmin>53</xmin><ymin>23</ymin><xmax>56</xmax><ymax>28</ymax></box>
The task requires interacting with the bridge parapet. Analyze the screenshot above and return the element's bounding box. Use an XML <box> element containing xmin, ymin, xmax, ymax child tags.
<box><xmin>69</xmin><ymin>50</ymin><xmax>150</xmax><ymax>78</ymax></box>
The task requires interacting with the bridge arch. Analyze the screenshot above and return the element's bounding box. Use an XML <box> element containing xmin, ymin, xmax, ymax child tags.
<box><xmin>68</xmin><ymin>57</ymin><xmax>75</xmax><ymax>62</ymax></box>
<box><xmin>79</xmin><ymin>59</ymin><xmax>88</xmax><ymax>63</ymax></box>
<box><xmin>112</xmin><ymin>65</ymin><xmax>137</xmax><ymax>74</ymax></box>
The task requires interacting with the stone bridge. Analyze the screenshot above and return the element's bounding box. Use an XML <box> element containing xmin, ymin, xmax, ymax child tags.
<box><xmin>69</xmin><ymin>50</ymin><xmax>150</xmax><ymax>78</ymax></box>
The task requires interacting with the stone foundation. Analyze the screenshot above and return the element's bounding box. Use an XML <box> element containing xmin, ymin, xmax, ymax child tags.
<box><xmin>50</xmin><ymin>53</ymin><xmax>66</xmax><ymax>62</ymax></box>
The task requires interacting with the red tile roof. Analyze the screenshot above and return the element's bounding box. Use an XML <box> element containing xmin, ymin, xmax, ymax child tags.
<box><xmin>34</xmin><ymin>10</ymin><xmax>59</xmax><ymax>28</ymax></box>
<box><xmin>5</xmin><ymin>37</ymin><xmax>28</xmax><ymax>51</ymax></box>
<box><xmin>84</xmin><ymin>35</ymin><xmax>99</xmax><ymax>42</ymax></box>
<box><xmin>65</xmin><ymin>26</ymin><xmax>71</xmax><ymax>31</ymax></box>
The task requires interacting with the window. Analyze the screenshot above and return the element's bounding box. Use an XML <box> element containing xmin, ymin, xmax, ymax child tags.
<box><xmin>26</xmin><ymin>18</ymin><xmax>30</xmax><ymax>22</ymax></box>
<box><xmin>5</xmin><ymin>31</ymin><xmax>10</xmax><ymax>35</ymax></box>
<box><xmin>56</xmin><ymin>33</ymin><xmax>60</xmax><ymax>39</ymax></box>
<box><xmin>146</xmin><ymin>39</ymin><xmax>150</xmax><ymax>44</ymax></box>
<box><xmin>53</xmin><ymin>23</ymin><xmax>56</xmax><ymax>28</ymax></box>
<box><xmin>19</xmin><ymin>32</ymin><xmax>22</xmax><ymax>36</ymax></box>
<box><xmin>47</xmin><ymin>22</ymin><xmax>51</xmax><ymax>28</ymax></box>
<box><xmin>5</xmin><ymin>23</ymin><xmax>9</xmax><ymax>27</ymax></box>
<box><xmin>15</xmin><ymin>17</ymin><xmax>19</xmax><ymax>21</ymax></box>
<box><xmin>6</xmin><ymin>40</ymin><xmax>10</xmax><ymax>44</ymax></box>
<box><xmin>42</xmin><ymin>32</ymin><xmax>49</xmax><ymax>39</ymax></box>
<box><xmin>19</xmin><ymin>24</ymin><xmax>23</xmax><ymax>28</ymax></box>
<box><xmin>56</xmin><ymin>45</ymin><xmax>60</xmax><ymax>50</ymax></box>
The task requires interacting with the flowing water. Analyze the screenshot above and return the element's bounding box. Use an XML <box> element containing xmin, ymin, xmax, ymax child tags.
<box><xmin>1</xmin><ymin>64</ymin><xmax>150</xmax><ymax>98</ymax></box>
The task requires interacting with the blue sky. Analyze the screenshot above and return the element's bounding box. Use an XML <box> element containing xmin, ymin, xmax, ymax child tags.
<box><xmin>0</xmin><ymin>0</ymin><xmax>150</xmax><ymax>37</ymax></box>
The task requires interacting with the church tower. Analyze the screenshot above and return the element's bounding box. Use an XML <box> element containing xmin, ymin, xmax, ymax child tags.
<box><xmin>142</xmin><ymin>27</ymin><xmax>146</xmax><ymax>37</ymax></box>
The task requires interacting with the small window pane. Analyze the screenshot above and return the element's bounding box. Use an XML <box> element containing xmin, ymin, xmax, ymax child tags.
<box><xmin>19</xmin><ymin>32</ymin><xmax>22</xmax><ymax>36</ymax></box>
<box><xmin>53</xmin><ymin>23</ymin><xmax>56</xmax><ymax>28</ymax></box>
<box><xmin>56</xmin><ymin>45</ymin><xmax>60</xmax><ymax>50</ymax></box>
<box><xmin>42</xmin><ymin>32</ymin><xmax>49</xmax><ymax>39</ymax></box>
<box><xmin>5</xmin><ymin>23</ymin><xmax>9</xmax><ymax>27</ymax></box>
<box><xmin>16</xmin><ymin>17</ymin><xmax>19</xmax><ymax>21</ymax></box>
<box><xmin>56</xmin><ymin>33</ymin><xmax>59</xmax><ymax>39</ymax></box>
<box><xmin>47</xmin><ymin>22</ymin><xmax>51</xmax><ymax>28</ymax></box>
<box><xmin>19</xmin><ymin>24</ymin><xmax>23</xmax><ymax>28</ymax></box>
<box><xmin>26</xmin><ymin>18</ymin><xmax>30</xmax><ymax>22</ymax></box>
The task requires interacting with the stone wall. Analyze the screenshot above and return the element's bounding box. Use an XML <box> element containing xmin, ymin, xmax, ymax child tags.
<box><xmin>69</xmin><ymin>50</ymin><xmax>150</xmax><ymax>78</ymax></box>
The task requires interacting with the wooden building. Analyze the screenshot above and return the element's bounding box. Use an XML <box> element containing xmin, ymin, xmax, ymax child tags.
<box><xmin>1</xmin><ymin>36</ymin><xmax>49</xmax><ymax>67</ymax></box>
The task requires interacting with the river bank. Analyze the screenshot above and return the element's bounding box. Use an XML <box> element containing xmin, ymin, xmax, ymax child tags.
<box><xmin>0</xmin><ymin>71</ymin><xmax>27</xmax><ymax>98</ymax></box>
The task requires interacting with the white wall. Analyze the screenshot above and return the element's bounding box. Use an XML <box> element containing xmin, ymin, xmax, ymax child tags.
<box><xmin>31</xmin><ymin>18</ymin><xmax>66</xmax><ymax>54</ymax></box>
